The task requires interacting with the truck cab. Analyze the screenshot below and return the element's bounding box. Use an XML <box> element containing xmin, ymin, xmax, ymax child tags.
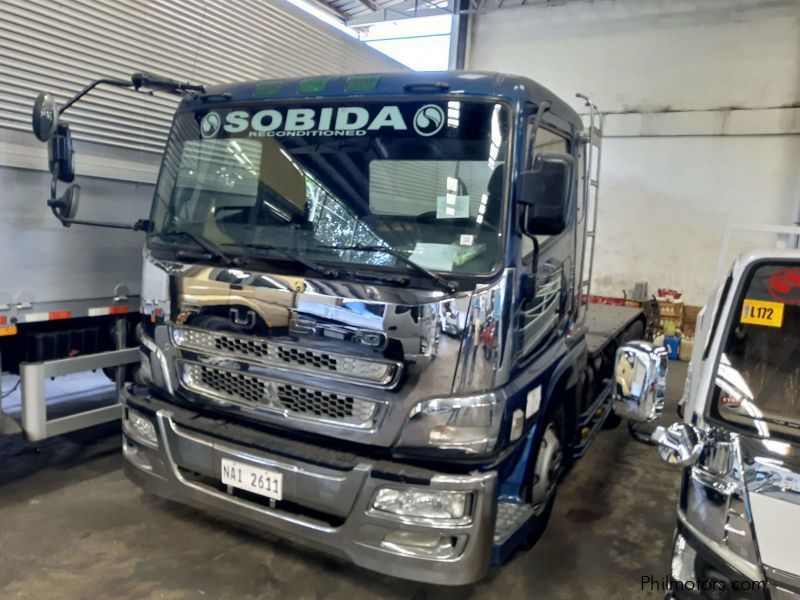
<box><xmin>32</xmin><ymin>71</ymin><xmax>644</xmax><ymax>584</ymax></box>
<box><xmin>614</xmin><ymin>226</ymin><xmax>800</xmax><ymax>598</ymax></box>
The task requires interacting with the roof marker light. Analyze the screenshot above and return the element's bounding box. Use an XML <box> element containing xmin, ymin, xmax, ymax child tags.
<box><xmin>298</xmin><ymin>78</ymin><xmax>329</xmax><ymax>94</ymax></box>
<box><xmin>253</xmin><ymin>81</ymin><xmax>284</xmax><ymax>98</ymax></box>
<box><xmin>345</xmin><ymin>75</ymin><xmax>380</xmax><ymax>93</ymax></box>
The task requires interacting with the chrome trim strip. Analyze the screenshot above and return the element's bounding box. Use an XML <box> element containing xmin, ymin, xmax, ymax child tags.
<box><xmin>765</xmin><ymin>566</ymin><xmax>800</xmax><ymax>593</ymax></box>
<box><xmin>677</xmin><ymin>508</ymin><xmax>763</xmax><ymax>583</ymax></box>
<box><xmin>171</xmin><ymin>325</ymin><xmax>402</xmax><ymax>388</ymax></box>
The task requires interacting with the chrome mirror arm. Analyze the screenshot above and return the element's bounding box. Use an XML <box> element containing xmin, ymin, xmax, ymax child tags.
<box><xmin>652</xmin><ymin>422</ymin><xmax>704</xmax><ymax>467</ymax></box>
<box><xmin>628</xmin><ymin>421</ymin><xmax>659</xmax><ymax>446</ymax></box>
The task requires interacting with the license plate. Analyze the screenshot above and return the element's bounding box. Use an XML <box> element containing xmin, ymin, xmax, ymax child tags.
<box><xmin>221</xmin><ymin>458</ymin><xmax>283</xmax><ymax>501</ymax></box>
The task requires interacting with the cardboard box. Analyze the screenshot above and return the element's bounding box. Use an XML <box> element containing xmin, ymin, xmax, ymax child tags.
<box><xmin>658</xmin><ymin>300</ymin><xmax>684</xmax><ymax>320</ymax></box>
<box><xmin>679</xmin><ymin>337</ymin><xmax>694</xmax><ymax>361</ymax></box>
<box><xmin>683</xmin><ymin>305</ymin><xmax>702</xmax><ymax>336</ymax></box>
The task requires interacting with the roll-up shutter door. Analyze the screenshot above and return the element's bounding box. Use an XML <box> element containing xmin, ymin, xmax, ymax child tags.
<box><xmin>0</xmin><ymin>0</ymin><xmax>405</xmax><ymax>153</ymax></box>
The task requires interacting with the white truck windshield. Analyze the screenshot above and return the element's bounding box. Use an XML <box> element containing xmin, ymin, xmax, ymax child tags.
<box><xmin>716</xmin><ymin>262</ymin><xmax>800</xmax><ymax>440</ymax></box>
<box><xmin>149</xmin><ymin>100</ymin><xmax>510</xmax><ymax>278</ymax></box>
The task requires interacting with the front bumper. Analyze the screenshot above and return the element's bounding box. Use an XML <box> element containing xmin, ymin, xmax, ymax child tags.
<box><xmin>120</xmin><ymin>386</ymin><xmax>497</xmax><ymax>585</ymax></box>
<box><xmin>668</xmin><ymin>513</ymin><xmax>799</xmax><ymax>599</ymax></box>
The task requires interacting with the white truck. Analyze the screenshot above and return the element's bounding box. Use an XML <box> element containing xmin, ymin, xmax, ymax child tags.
<box><xmin>613</xmin><ymin>224</ymin><xmax>800</xmax><ymax>599</ymax></box>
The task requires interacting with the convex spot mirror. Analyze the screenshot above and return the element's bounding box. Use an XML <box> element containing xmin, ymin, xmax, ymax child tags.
<box><xmin>612</xmin><ymin>341</ymin><xmax>668</xmax><ymax>423</ymax></box>
<box><xmin>52</xmin><ymin>184</ymin><xmax>80</xmax><ymax>224</ymax></box>
<box><xmin>519</xmin><ymin>152</ymin><xmax>573</xmax><ymax>236</ymax></box>
<box><xmin>652</xmin><ymin>422</ymin><xmax>703</xmax><ymax>467</ymax></box>
<box><xmin>32</xmin><ymin>92</ymin><xmax>59</xmax><ymax>142</ymax></box>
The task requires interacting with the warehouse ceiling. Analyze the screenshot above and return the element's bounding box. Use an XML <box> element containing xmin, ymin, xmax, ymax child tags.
<box><xmin>312</xmin><ymin>0</ymin><xmax>583</xmax><ymax>27</ymax></box>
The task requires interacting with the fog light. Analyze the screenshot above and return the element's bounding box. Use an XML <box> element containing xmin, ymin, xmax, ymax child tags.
<box><xmin>123</xmin><ymin>409</ymin><xmax>158</xmax><ymax>449</ymax></box>
<box><xmin>372</xmin><ymin>488</ymin><xmax>470</xmax><ymax>522</ymax></box>
<box><xmin>381</xmin><ymin>531</ymin><xmax>459</xmax><ymax>558</ymax></box>
<box><xmin>671</xmin><ymin>533</ymin><xmax>698</xmax><ymax>584</ymax></box>
<box><xmin>123</xmin><ymin>438</ymin><xmax>153</xmax><ymax>471</ymax></box>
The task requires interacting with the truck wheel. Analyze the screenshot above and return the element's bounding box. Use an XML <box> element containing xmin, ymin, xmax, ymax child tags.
<box><xmin>522</xmin><ymin>407</ymin><xmax>565</xmax><ymax>549</ymax></box>
<box><xmin>602</xmin><ymin>410</ymin><xmax>622</xmax><ymax>429</ymax></box>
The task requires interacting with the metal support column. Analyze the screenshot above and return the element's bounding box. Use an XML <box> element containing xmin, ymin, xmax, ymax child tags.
<box><xmin>450</xmin><ymin>0</ymin><xmax>471</xmax><ymax>69</ymax></box>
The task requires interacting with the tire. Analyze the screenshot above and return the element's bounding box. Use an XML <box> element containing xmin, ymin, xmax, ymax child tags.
<box><xmin>522</xmin><ymin>407</ymin><xmax>566</xmax><ymax>549</ymax></box>
<box><xmin>602</xmin><ymin>410</ymin><xmax>623</xmax><ymax>429</ymax></box>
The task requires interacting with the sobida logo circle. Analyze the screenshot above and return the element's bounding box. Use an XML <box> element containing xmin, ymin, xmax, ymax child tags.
<box><xmin>200</xmin><ymin>112</ymin><xmax>221</xmax><ymax>138</ymax></box>
<box><xmin>413</xmin><ymin>104</ymin><xmax>445</xmax><ymax>136</ymax></box>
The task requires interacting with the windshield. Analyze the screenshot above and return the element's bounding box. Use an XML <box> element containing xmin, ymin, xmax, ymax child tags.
<box><xmin>713</xmin><ymin>262</ymin><xmax>800</xmax><ymax>441</ymax></box>
<box><xmin>149</xmin><ymin>99</ymin><xmax>510</xmax><ymax>281</ymax></box>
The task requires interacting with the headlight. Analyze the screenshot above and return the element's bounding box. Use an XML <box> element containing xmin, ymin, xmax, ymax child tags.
<box><xmin>372</xmin><ymin>488</ymin><xmax>471</xmax><ymax>523</ymax></box>
<box><xmin>396</xmin><ymin>391</ymin><xmax>504</xmax><ymax>455</ymax></box>
<box><xmin>123</xmin><ymin>408</ymin><xmax>159</xmax><ymax>448</ymax></box>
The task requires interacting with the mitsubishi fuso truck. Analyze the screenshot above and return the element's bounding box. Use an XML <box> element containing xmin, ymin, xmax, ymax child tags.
<box><xmin>613</xmin><ymin>224</ymin><xmax>800</xmax><ymax>599</ymax></box>
<box><xmin>31</xmin><ymin>71</ymin><xmax>645</xmax><ymax>584</ymax></box>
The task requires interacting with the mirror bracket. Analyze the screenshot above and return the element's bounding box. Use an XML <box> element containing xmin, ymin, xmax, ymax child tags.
<box><xmin>652</xmin><ymin>422</ymin><xmax>704</xmax><ymax>467</ymax></box>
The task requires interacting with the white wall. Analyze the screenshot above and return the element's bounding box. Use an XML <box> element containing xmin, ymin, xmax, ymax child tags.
<box><xmin>468</xmin><ymin>0</ymin><xmax>800</xmax><ymax>305</ymax></box>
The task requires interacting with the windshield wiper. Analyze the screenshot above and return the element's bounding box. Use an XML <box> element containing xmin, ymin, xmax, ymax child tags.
<box><xmin>153</xmin><ymin>229</ymin><xmax>239</xmax><ymax>266</ymax></box>
<box><xmin>320</xmin><ymin>244</ymin><xmax>457</xmax><ymax>294</ymax></box>
<box><xmin>222</xmin><ymin>243</ymin><xmax>338</xmax><ymax>279</ymax></box>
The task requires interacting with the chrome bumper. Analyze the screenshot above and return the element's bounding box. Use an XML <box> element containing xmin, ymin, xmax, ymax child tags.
<box><xmin>120</xmin><ymin>387</ymin><xmax>497</xmax><ymax>585</ymax></box>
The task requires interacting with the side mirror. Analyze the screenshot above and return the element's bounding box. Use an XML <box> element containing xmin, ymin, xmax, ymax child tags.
<box><xmin>32</xmin><ymin>92</ymin><xmax>59</xmax><ymax>142</ymax></box>
<box><xmin>49</xmin><ymin>123</ymin><xmax>75</xmax><ymax>183</ymax></box>
<box><xmin>519</xmin><ymin>152</ymin><xmax>573</xmax><ymax>236</ymax></box>
<box><xmin>50</xmin><ymin>184</ymin><xmax>80</xmax><ymax>225</ymax></box>
<box><xmin>652</xmin><ymin>422</ymin><xmax>703</xmax><ymax>467</ymax></box>
<box><xmin>612</xmin><ymin>341</ymin><xmax>668</xmax><ymax>423</ymax></box>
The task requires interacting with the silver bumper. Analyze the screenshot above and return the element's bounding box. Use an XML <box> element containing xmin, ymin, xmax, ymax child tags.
<box><xmin>121</xmin><ymin>388</ymin><xmax>497</xmax><ymax>585</ymax></box>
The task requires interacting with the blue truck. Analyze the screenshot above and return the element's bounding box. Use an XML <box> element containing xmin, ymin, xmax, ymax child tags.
<box><xmin>32</xmin><ymin>71</ymin><xmax>644</xmax><ymax>584</ymax></box>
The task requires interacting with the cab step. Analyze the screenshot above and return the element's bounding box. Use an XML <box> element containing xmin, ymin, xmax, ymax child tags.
<box><xmin>491</xmin><ymin>497</ymin><xmax>536</xmax><ymax>564</ymax></box>
<box><xmin>494</xmin><ymin>499</ymin><xmax>535</xmax><ymax>546</ymax></box>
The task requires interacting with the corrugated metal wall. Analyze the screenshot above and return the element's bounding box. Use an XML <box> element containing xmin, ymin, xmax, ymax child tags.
<box><xmin>0</xmin><ymin>0</ymin><xmax>405</xmax><ymax>154</ymax></box>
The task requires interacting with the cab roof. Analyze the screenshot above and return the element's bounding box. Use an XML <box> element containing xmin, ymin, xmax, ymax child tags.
<box><xmin>190</xmin><ymin>71</ymin><xmax>583</xmax><ymax>130</ymax></box>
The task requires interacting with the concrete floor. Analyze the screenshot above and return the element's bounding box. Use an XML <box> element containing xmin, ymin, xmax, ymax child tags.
<box><xmin>0</xmin><ymin>362</ymin><xmax>687</xmax><ymax>599</ymax></box>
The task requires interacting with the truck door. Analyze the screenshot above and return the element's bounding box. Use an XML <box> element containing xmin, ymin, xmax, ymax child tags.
<box><xmin>518</xmin><ymin>116</ymin><xmax>574</xmax><ymax>360</ymax></box>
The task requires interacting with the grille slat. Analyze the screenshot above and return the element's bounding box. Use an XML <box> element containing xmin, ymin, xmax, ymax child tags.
<box><xmin>171</xmin><ymin>327</ymin><xmax>396</xmax><ymax>385</ymax></box>
<box><xmin>180</xmin><ymin>362</ymin><xmax>378</xmax><ymax>428</ymax></box>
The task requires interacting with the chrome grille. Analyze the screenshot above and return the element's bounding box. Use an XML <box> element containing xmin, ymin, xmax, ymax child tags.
<box><xmin>275</xmin><ymin>384</ymin><xmax>375</xmax><ymax>423</ymax></box>
<box><xmin>179</xmin><ymin>361</ymin><xmax>378</xmax><ymax>428</ymax></box>
<box><xmin>171</xmin><ymin>326</ymin><xmax>397</xmax><ymax>386</ymax></box>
